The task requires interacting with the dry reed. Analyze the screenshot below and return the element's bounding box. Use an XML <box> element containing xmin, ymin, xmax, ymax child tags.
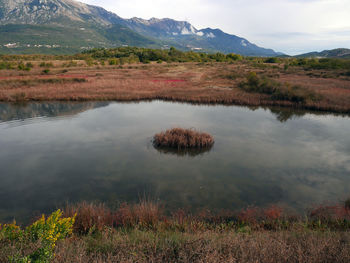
<box><xmin>153</xmin><ymin>128</ymin><xmax>214</xmax><ymax>149</ymax></box>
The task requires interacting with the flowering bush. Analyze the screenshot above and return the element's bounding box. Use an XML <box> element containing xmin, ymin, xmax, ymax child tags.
<box><xmin>0</xmin><ymin>210</ymin><xmax>75</xmax><ymax>263</ymax></box>
<box><xmin>0</xmin><ymin>222</ymin><xmax>22</xmax><ymax>241</ymax></box>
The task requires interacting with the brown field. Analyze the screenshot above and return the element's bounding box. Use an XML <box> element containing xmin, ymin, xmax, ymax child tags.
<box><xmin>0</xmin><ymin>61</ymin><xmax>350</xmax><ymax>113</ymax></box>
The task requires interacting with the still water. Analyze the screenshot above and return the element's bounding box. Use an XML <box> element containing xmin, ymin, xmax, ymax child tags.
<box><xmin>0</xmin><ymin>101</ymin><xmax>349</xmax><ymax>223</ymax></box>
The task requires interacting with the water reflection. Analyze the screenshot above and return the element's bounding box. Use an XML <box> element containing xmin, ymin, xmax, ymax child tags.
<box><xmin>0</xmin><ymin>101</ymin><xmax>347</xmax><ymax>124</ymax></box>
<box><xmin>0</xmin><ymin>102</ymin><xmax>109</xmax><ymax>122</ymax></box>
<box><xmin>0</xmin><ymin>101</ymin><xmax>349</xmax><ymax>224</ymax></box>
<box><xmin>154</xmin><ymin>145</ymin><xmax>213</xmax><ymax>157</ymax></box>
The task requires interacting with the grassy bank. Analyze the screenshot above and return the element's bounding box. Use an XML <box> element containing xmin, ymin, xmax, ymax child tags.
<box><xmin>0</xmin><ymin>48</ymin><xmax>350</xmax><ymax>114</ymax></box>
<box><xmin>1</xmin><ymin>200</ymin><xmax>350</xmax><ymax>262</ymax></box>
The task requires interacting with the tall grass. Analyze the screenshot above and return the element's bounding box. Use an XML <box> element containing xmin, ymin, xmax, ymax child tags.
<box><xmin>60</xmin><ymin>200</ymin><xmax>350</xmax><ymax>233</ymax></box>
<box><xmin>153</xmin><ymin>128</ymin><xmax>214</xmax><ymax>150</ymax></box>
<box><xmin>1</xmin><ymin>200</ymin><xmax>350</xmax><ymax>262</ymax></box>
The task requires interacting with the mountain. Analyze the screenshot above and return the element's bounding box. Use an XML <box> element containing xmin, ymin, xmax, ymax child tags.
<box><xmin>0</xmin><ymin>0</ymin><xmax>280</xmax><ymax>56</ymax></box>
<box><xmin>296</xmin><ymin>48</ymin><xmax>350</xmax><ymax>59</ymax></box>
<box><xmin>0</xmin><ymin>0</ymin><xmax>161</xmax><ymax>54</ymax></box>
<box><xmin>122</xmin><ymin>18</ymin><xmax>279</xmax><ymax>56</ymax></box>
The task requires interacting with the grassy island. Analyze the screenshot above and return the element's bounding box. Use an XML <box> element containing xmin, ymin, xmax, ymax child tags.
<box><xmin>153</xmin><ymin>128</ymin><xmax>214</xmax><ymax>150</ymax></box>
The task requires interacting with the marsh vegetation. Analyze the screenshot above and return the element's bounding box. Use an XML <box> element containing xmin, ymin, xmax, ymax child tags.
<box><xmin>1</xmin><ymin>200</ymin><xmax>350</xmax><ymax>263</ymax></box>
<box><xmin>0</xmin><ymin>47</ymin><xmax>349</xmax><ymax>113</ymax></box>
<box><xmin>153</xmin><ymin>128</ymin><xmax>214</xmax><ymax>150</ymax></box>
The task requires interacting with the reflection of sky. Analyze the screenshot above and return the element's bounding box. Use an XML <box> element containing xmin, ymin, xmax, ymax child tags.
<box><xmin>0</xmin><ymin>101</ymin><xmax>349</xmax><ymax>223</ymax></box>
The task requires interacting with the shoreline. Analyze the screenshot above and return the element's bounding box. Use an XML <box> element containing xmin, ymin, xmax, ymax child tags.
<box><xmin>1</xmin><ymin>201</ymin><xmax>350</xmax><ymax>262</ymax></box>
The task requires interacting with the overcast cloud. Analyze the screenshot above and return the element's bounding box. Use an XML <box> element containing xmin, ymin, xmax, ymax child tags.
<box><xmin>79</xmin><ymin>0</ymin><xmax>350</xmax><ymax>55</ymax></box>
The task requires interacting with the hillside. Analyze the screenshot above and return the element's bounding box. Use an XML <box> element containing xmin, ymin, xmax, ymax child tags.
<box><xmin>297</xmin><ymin>48</ymin><xmax>350</xmax><ymax>59</ymax></box>
<box><xmin>0</xmin><ymin>0</ymin><xmax>280</xmax><ymax>56</ymax></box>
<box><xmin>122</xmin><ymin>18</ymin><xmax>279</xmax><ymax>56</ymax></box>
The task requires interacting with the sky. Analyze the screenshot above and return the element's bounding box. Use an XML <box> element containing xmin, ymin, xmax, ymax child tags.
<box><xmin>79</xmin><ymin>0</ymin><xmax>350</xmax><ymax>55</ymax></box>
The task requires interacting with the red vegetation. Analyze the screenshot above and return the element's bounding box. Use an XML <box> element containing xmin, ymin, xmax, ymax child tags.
<box><xmin>64</xmin><ymin>200</ymin><xmax>163</xmax><ymax>234</ymax></box>
<box><xmin>64</xmin><ymin>202</ymin><xmax>114</xmax><ymax>234</ymax></box>
<box><xmin>0</xmin><ymin>62</ymin><xmax>350</xmax><ymax>113</ymax></box>
<box><xmin>151</xmin><ymin>79</ymin><xmax>186</xmax><ymax>82</ymax></box>
<box><xmin>61</xmin><ymin>199</ymin><xmax>350</xmax><ymax>234</ymax></box>
<box><xmin>310</xmin><ymin>204</ymin><xmax>350</xmax><ymax>221</ymax></box>
<box><xmin>153</xmin><ymin>128</ymin><xmax>214</xmax><ymax>149</ymax></box>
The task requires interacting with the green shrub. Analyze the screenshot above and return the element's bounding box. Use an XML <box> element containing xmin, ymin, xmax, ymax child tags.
<box><xmin>25</xmin><ymin>62</ymin><xmax>34</xmax><ymax>69</ymax></box>
<box><xmin>85</xmin><ymin>58</ymin><xmax>94</xmax><ymax>66</ymax></box>
<box><xmin>0</xmin><ymin>61</ymin><xmax>15</xmax><ymax>70</ymax></box>
<box><xmin>227</xmin><ymin>53</ymin><xmax>243</xmax><ymax>61</ymax></box>
<box><xmin>239</xmin><ymin>72</ymin><xmax>319</xmax><ymax>103</ymax></box>
<box><xmin>17</xmin><ymin>62</ymin><xmax>31</xmax><ymax>71</ymax></box>
<box><xmin>108</xmin><ymin>58</ymin><xmax>119</xmax><ymax>65</ymax></box>
<box><xmin>42</xmin><ymin>69</ymin><xmax>50</xmax><ymax>75</ymax></box>
<box><xmin>265</xmin><ymin>57</ymin><xmax>279</xmax><ymax>63</ymax></box>
<box><xmin>39</xmin><ymin>62</ymin><xmax>54</xmax><ymax>68</ymax></box>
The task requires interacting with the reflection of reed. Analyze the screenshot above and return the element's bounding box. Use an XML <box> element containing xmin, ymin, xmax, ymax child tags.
<box><xmin>153</xmin><ymin>145</ymin><xmax>213</xmax><ymax>157</ymax></box>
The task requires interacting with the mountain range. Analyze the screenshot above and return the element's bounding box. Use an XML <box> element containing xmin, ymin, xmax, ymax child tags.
<box><xmin>0</xmin><ymin>0</ymin><xmax>280</xmax><ymax>56</ymax></box>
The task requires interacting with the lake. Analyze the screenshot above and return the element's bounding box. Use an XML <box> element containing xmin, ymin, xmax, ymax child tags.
<box><xmin>0</xmin><ymin>101</ymin><xmax>349</xmax><ymax>223</ymax></box>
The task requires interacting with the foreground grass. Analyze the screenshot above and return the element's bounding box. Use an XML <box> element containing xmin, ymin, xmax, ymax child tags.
<box><xmin>52</xmin><ymin>229</ymin><xmax>350</xmax><ymax>263</ymax></box>
<box><xmin>1</xmin><ymin>201</ymin><xmax>350</xmax><ymax>262</ymax></box>
<box><xmin>4</xmin><ymin>227</ymin><xmax>350</xmax><ymax>263</ymax></box>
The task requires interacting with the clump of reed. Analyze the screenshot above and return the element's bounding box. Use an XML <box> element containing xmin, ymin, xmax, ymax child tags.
<box><xmin>64</xmin><ymin>202</ymin><xmax>114</xmax><ymax>234</ymax></box>
<box><xmin>63</xmin><ymin>200</ymin><xmax>163</xmax><ymax>234</ymax></box>
<box><xmin>153</xmin><ymin>128</ymin><xmax>214</xmax><ymax>150</ymax></box>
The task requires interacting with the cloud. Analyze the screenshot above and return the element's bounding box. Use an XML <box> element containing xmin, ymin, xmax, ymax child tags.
<box><xmin>79</xmin><ymin>0</ymin><xmax>350</xmax><ymax>55</ymax></box>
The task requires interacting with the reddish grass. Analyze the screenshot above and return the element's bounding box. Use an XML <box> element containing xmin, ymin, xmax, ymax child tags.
<box><xmin>115</xmin><ymin>200</ymin><xmax>163</xmax><ymax>228</ymax></box>
<box><xmin>2</xmin><ymin>201</ymin><xmax>350</xmax><ymax>263</ymax></box>
<box><xmin>151</xmin><ymin>79</ymin><xmax>186</xmax><ymax>83</ymax></box>
<box><xmin>64</xmin><ymin>202</ymin><xmax>114</xmax><ymax>234</ymax></box>
<box><xmin>153</xmin><ymin>128</ymin><xmax>214</xmax><ymax>149</ymax></box>
<box><xmin>61</xmin><ymin>200</ymin><xmax>350</xmax><ymax>234</ymax></box>
<box><xmin>0</xmin><ymin>62</ymin><xmax>349</xmax><ymax>113</ymax></box>
<box><xmin>310</xmin><ymin>204</ymin><xmax>350</xmax><ymax>221</ymax></box>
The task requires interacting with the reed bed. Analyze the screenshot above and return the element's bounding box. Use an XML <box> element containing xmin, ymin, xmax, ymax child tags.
<box><xmin>153</xmin><ymin>128</ymin><xmax>214</xmax><ymax>149</ymax></box>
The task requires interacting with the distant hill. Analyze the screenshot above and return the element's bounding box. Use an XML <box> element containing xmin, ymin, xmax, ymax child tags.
<box><xmin>0</xmin><ymin>0</ymin><xmax>281</xmax><ymax>56</ymax></box>
<box><xmin>296</xmin><ymin>48</ymin><xmax>350</xmax><ymax>59</ymax></box>
<box><xmin>121</xmin><ymin>18</ymin><xmax>280</xmax><ymax>56</ymax></box>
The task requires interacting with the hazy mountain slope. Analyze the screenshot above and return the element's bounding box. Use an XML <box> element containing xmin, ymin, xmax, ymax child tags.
<box><xmin>0</xmin><ymin>0</ymin><xmax>280</xmax><ymax>56</ymax></box>
<box><xmin>297</xmin><ymin>48</ymin><xmax>350</xmax><ymax>59</ymax></box>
